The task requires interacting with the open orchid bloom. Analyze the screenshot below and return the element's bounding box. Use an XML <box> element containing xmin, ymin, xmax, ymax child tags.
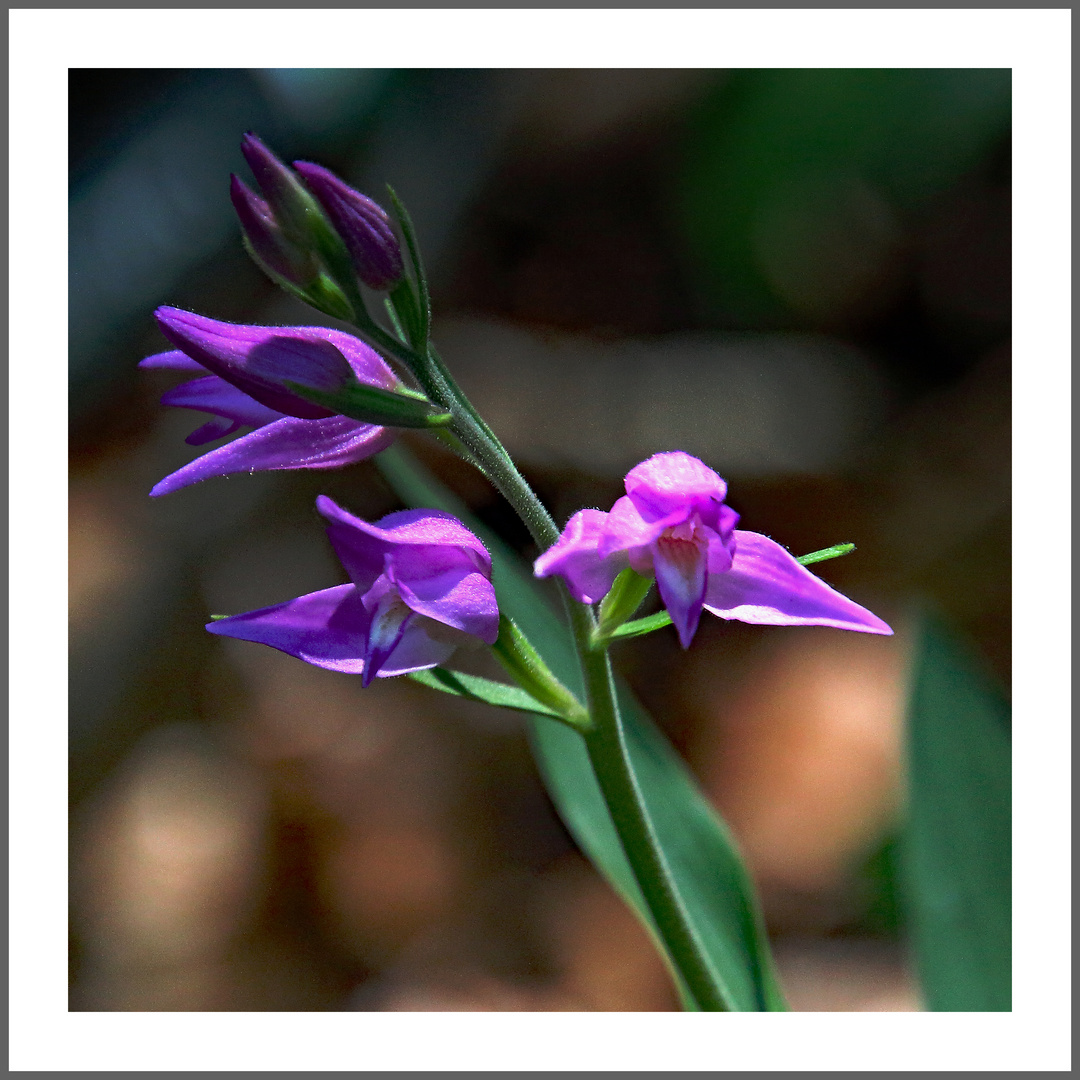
<box><xmin>207</xmin><ymin>497</ymin><xmax>500</xmax><ymax>687</ymax></box>
<box><xmin>535</xmin><ymin>451</ymin><xmax>892</xmax><ymax>647</ymax></box>
<box><xmin>141</xmin><ymin>308</ymin><xmax>399</xmax><ymax>496</ymax></box>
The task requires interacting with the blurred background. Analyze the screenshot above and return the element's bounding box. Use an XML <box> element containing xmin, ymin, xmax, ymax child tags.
<box><xmin>69</xmin><ymin>68</ymin><xmax>1010</xmax><ymax>1011</ymax></box>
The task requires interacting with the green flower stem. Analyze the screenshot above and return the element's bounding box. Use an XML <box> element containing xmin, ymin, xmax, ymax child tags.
<box><xmin>426</xmin><ymin>372</ymin><xmax>728</xmax><ymax>1011</ymax></box>
<box><xmin>566</xmin><ymin>600</ymin><xmax>730</xmax><ymax>1012</ymax></box>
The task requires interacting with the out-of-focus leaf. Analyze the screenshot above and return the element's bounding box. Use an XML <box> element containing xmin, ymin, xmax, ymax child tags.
<box><xmin>408</xmin><ymin>667</ymin><xmax>563</xmax><ymax>720</ymax></box>
<box><xmin>376</xmin><ymin>444</ymin><xmax>785</xmax><ymax>1011</ymax></box>
<box><xmin>900</xmin><ymin>613</ymin><xmax>1011</xmax><ymax>1011</ymax></box>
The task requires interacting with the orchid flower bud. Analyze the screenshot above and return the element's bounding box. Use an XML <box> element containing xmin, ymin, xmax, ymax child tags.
<box><xmin>230</xmin><ymin>174</ymin><xmax>318</xmax><ymax>288</ymax></box>
<box><xmin>293</xmin><ymin>161</ymin><xmax>405</xmax><ymax>292</ymax></box>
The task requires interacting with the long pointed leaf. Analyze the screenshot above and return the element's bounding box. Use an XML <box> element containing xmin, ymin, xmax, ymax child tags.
<box><xmin>900</xmin><ymin>614</ymin><xmax>1011</xmax><ymax>1010</ymax></box>
<box><xmin>408</xmin><ymin>666</ymin><xmax>565</xmax><ymax>721</ymax></box>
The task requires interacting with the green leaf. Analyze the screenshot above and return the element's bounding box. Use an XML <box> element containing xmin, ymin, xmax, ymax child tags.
<box><xmin>407</xmin><ymin>667</ymin><xmax>565</xmax><ymax>720</ymax></box>
<box><xmin>899</xmin><ymin>614</ymin><xmax>1011</xmax><ymax>1011</ymax></box>
<box><xmin>286</xmin><ymin>379</ymin><xmax>452</xmax><ymax>429</ymax></box>
<box><xmin>385</xmin><ymin>186</ymin><xmax>431</xmax><ymax>347</ymax></box>
<box><xmin>375</xmin><ymin>444</ymin><xmax>785</xmax><ymax>1011</ymax></box>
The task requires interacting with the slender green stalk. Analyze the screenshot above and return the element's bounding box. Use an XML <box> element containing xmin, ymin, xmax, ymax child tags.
<box><xmin>422</xmin><ymin>371</ymin><xmax>729</xmax><ymax>1010</ymax></box>
<box><xmin>565</xmin><ymin>602</ymin><xmax>730</xmax><ymax>1011</ymax></box>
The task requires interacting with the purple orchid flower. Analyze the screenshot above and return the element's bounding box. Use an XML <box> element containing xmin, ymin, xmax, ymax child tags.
<box><xmin>534</xmin><ymin>451</ymin><xmax>892</xmax><ymax>647</ymax></box>
<box><xmin>141</xmin><ymin>307</ymin><xmax>399</xmax><ymax>496</ymax></box>
<box><xmin>207</xmin><ymin>497</ymin><xmax>500</xmax><ymax>687</ymax></box>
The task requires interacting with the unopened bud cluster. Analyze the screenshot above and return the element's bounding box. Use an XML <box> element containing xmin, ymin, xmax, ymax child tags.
<box><xmin>233</xmin><ymin>133</ymin><xmax>405</xmax><ymax>304</ymax></box>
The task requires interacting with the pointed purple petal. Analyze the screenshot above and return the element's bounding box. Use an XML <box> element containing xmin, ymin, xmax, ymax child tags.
<box><xmin>703</xmin><ymin>531</ymin><xmax>894</xmax><ymax>634</ymax></box>
<box><xmin>316</xmin><ymin>498</ymin><xmax>492</xmax><ymax>577</ymax></box>
<box><xmin>207</xmin><ymin>584</ymin><xmax>368</xmax><ymax>673</ymax></box>
<box><xmin>155</xmin><ymin>307</ymin><xmax>355</xmax><ymax>419</ymax></box>
<box><xmin>139</xmin><ymin>350</ymin><xmax>207</xmax><ymax>373</ymax></box>
<box><xmin>652</xmin><ymin>536</ymin><xmax>709</xmax><ymax>648</ymax></box>
<box><xmin>149</xmin><ymin>416</ymin><xmax>394</xmax><ymax>497</ymax></box>
<box><xmin>161</xmin><ymin>376</ymin><xmax>286</xmax><ymax>428</ymax></box>
<box><xmin>534</xmin><ymin>509</ymin><xmax>627</xmax><ymax>605</ymax></box>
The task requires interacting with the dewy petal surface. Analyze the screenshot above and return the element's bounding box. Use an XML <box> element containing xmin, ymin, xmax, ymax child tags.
<box><xmin>534</xmin><ymin>508</ymin><xmax>628</xmax><ymax>604</ymax></box>
<box><xmin>704</xmin><ymin>530</ymin><xmax>893</xmax><ymax>634</ymax></box>
<box><xmin>149</xmin><ymin>416</ymin><xmax>395</xmax><ymax>497</ymax></box>
<box><xmin>207</xmin><ymin>584</ymin><xmax>369</xmax><ymax>673</ymax></box>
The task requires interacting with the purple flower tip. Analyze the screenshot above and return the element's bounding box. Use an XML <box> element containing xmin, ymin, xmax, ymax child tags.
<box><xmin>535</xmin><ymin>451</ymin><xmax>892</xmax><ymax>646</ymax></box>
<box><xmin>293</xmin><ymin>161</ymin><xmax>404</xmax><ymax>291</ymax></box>
<box><xmin>208</xmin><ymin>498</ymin><xmax>499</xmax><ymax>683</ymax></box>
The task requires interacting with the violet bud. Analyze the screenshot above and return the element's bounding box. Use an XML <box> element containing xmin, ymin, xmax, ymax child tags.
<box><xmin>293</xmin><ymin>161</ymin><xmax>405</xmax><ymax>292</ymax></box>
<box><xmin>230</xmin><ymin>174</ymin><xmax>317</xmax><ymax>288</ymax></box>
<box><xmin>240</xmin><ymin>132</ymin><xmax>329</xmax><ymax>244</ymax></box>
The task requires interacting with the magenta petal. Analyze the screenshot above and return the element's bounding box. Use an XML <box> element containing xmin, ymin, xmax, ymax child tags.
<box><xmin>206</xmin><ymin>584</ymin><xmax>368</xmax><ymax>673</ymax></box>
<box><xmin>534</xmin><ymin>509</ymin><xmax>627</xmax><ymax>604</ymax></box>
<box><xmin>598</xmin><ymin>496</ymin><xmax>670</xmax><ymax>559</ymax></box>
<box><xmin>624</xmin><ymin>451</ymin><xmax>727</xmax><ymax>522</ymax></box>
<box><xmin>704</xmin><ymin>531</ymin><xmax>894</xmax><ymax>634</ymax></box>
<box><xmin>652</xmin><ymin>537</ymin><xmax>709</xmax><ymax>648</ymax></box>
<box><xmin>394</xmin><ymin>567</ymin><xmax>499</xmax><ymax>644</ymax></box>
<box><xmin>317</xmin><ymin>498</ymin><xmax>492</xmax><ymax>579</ymax></box>
<box><xmin>149</xmin><ymin>416</ymin><xmax>394</xmax><ymax>497</ymax></box>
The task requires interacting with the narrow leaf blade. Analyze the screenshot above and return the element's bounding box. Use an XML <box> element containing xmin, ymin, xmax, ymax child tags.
<box><xmin>900</xmin><ymin>614</ymin><xmax>1011</xmax><ymax>1010</ymax></box>
<box><xmin>408</xmin><ymin>667</ymin><xmax>564</xmax><ymax>720</ymax></box>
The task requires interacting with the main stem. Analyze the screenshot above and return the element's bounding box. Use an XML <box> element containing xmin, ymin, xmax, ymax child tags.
<box><xmin>440</xmin><ymin>386</ymin><xmax>729</xmax><ymax>1011</ymax></box>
